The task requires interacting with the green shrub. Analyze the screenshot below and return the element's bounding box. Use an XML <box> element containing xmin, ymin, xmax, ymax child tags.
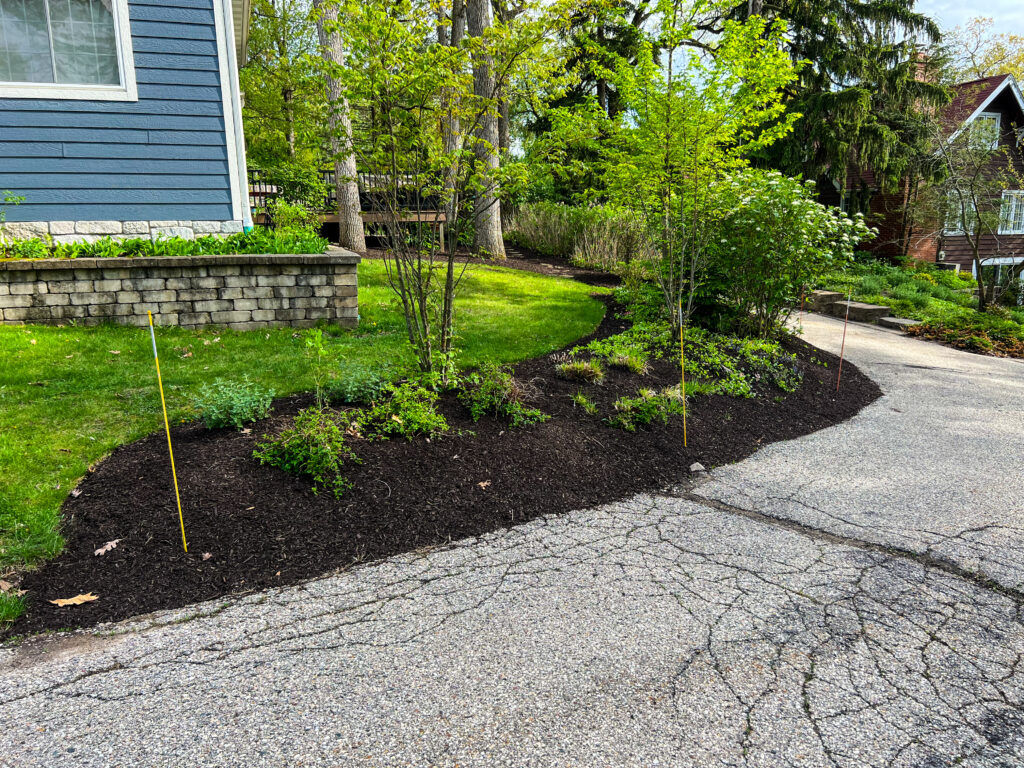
<box><xmin>328</xmin><ymin>364</ymin><xmax>391</xmax><ymax>404</ymax></box>
<box><xmin>858</xmin><ymin>274</ymin><xmax>885</xmax><ymax>295</ymax></box>
<box><xmin>606</xmin><ymin>389</ymin><xmax>685</xmax><ymax>432</ymax></box>
<box><xmin>193</xmin><ymin>377</ymin><xmax>275</xmax><ymax>430</ymax></box>
<box><xmin>707</xmin><ymin>170</ymin><xmax>873</xmax><ymax>338</ymax></box>
<box><xmin>459</xmin><ymin>363</ymin><xmax>549</xmax><ymax>427</ymax></box>
<box><xmin>508</xmin><ymin>202</ymin><xmax>655</xmax><ymax>271</ymax></box>
<box><xmin>356</xmin><ymin>381</ymin><xmax>448</xmax><ymax>440</ymax></box>
<box><xmin>1</xmin><ymin>227</ymin><xmax>327</xmax><ymax>260</ymax></box>
<box><xmin>253</xmin><ymin>406</ymin><xmax>359</xmax><ymax>498</ymax></box>
<box><xmin>555</xmin><ymin>358</ymin><xmax>605</xmax><ymax>383</ymax></box>
<box><xmin>263</xmin><ymin>198</ymin><xmax>321</xmax><ymax>234</ymax></box>
<box><xmin>890</xmin><ymin>282</ymin><xmax>930</xmax><ymax>310</ymax></box>
<box><xmin>252</xmin><ymin>162</ymin><xmax>329</xmax><ymax>209</ymax></box>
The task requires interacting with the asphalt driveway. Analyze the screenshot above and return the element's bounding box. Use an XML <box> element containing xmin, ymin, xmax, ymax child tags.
<box><xmin>2</xmin><ymin>314</ymin><xmax>1023</xmax><ymax>768</ymax></box>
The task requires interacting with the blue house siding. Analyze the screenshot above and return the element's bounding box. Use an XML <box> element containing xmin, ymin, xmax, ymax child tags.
<box><xmin>0</xmin><ymin>0</ymin><xmax>234</xmax><ymax>224</ymax></box>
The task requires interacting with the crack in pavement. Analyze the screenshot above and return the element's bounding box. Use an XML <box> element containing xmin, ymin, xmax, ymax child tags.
<box><xmin>2</xmin><ymin>315</ymin><xmax>1023</xmax><ymax>767</ymax></box>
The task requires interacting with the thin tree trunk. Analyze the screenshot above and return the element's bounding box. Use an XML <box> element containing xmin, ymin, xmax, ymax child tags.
<box><xmin>313</xmin><ymin>0</ymin><xmax>365</xmax><ymax>252</ymax></box>
<box><xmin>467</xmin><ymin>0</ymin><xmax>505</xmax><ymax>258</ymax></box>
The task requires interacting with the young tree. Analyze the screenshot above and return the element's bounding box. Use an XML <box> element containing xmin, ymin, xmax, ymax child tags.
<box><xmin>915</xmin><ymin>119</ymin><xmax>1024</xmax><ymax>310</ymax></box>
<box><xmin>321</xmin><ymin>0</ymin><xmax>547</xmax><ymax>378</ymax></box>
<box><xmin>311</xmin><ymin>0</ymin><xmax>366</xmax><ymax>252</ymax></box>
<box><xmin>577</xmin><ymin>12</ymin><xmax>800</xmax><ymax>330</ymax></box>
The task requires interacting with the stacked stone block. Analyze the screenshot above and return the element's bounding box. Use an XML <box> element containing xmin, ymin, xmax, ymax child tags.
<box><xmin>0</xmin><ymin>251</ymin><xmax>360</xmax><ymax>330</ymax></box>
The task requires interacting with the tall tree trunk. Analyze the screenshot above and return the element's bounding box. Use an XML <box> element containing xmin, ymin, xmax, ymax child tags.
<box><xmin>438</xmin><ymin>0</ymin><xmax>465</xmax><ymax>227</ymax></box>
<box><xmin>313</xmin><ymin>0</ymin><xmax>365</xmax><ymax>252</ymax></box>
<box><xmin>467</xmin><ymin>0</ymin><xmax>505</xmax><ymax>258</ymax></box>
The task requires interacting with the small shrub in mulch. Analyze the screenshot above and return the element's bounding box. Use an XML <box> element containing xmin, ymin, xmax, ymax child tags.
<box><xmin>7</xmin><ymin>295</ymin><xmax>880</xmax><ymax>636</ymax></box>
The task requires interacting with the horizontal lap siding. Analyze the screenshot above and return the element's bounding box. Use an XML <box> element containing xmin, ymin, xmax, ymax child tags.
<box><xmin>940</xmin><ymin>91</ymin><xmax>1024</xmax><ymax>271</ymax></box>
<box><xmin>0</xmin><ymin>0</ymin><xmax>232</xmax><ymax>223</ymax></box>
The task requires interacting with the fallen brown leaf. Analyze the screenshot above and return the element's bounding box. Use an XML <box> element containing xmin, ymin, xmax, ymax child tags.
<box><xmin>49</xmin><ymin>593</ymin><xmax>99</xmax><ymax>607</ymax></box>
<box><xmin>202</xmin><ymin>552</ymin><xmax>212</xmax><ymax>561</ymax></box>
<box><xmin>29</xmin><ymin>339</ymin><xmax>37</xmax><ymax>345</ymax></box>
<box><xmin>70</xmin><ymin>487</ymin><xmax>82</xmax><ymax>497</ymax></box>
<box><xmin>109</xmin><ymin>350</ymin><xmax>120</xmax><ymax>355</ymax></box>
<box><xmin>94</xmin><ymin>539</ymin><xmax>121</xmax><ymax>556</ymax></box>
<box><xmin>477</xmin><ymin>480</ymin><xmax>491</xmax><ymax>489</ymax></box>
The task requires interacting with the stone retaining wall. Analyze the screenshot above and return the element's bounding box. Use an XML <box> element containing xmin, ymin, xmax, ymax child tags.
<box><xmin>0</xmin><ymin>250</ymin><xmax>359</xmax><ymax>330</ymax></box>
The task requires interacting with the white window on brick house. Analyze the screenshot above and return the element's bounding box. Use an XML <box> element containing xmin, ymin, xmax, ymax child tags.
<box><xmin>971</xmin><ymin>112</ymin><xmax>1001</xmax><ymax>150</ymax></box>
<box><xmin>0</xmin><ymin>0</ymin><xmax>136</xmax><ymax>100</ymax></box>
<box><xmin>944</xmin><ymin>191</ymin><xmax>978</xmax><ymax>235</ymax></box>
<box><xmin>1000</xmin><ymin>191</ymin><xmax>1024</xmax><ymax>235</ymax></box>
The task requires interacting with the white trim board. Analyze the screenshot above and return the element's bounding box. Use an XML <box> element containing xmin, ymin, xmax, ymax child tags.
<box><xmin>213</xmin><ymin>0</ymin><xmax>251</xmax><ymax>227</ymax></box>
<box><xmin>0</xmin><ymin>0</ymin><xmax>137</xmax><ymax>102</ymax></box>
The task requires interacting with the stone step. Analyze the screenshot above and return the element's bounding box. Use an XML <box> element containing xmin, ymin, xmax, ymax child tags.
<box><xmin>809</xmin><ymin>290</ymin><xmax>844</xmax><ymax>312</ymax></box>
<box><xmin>828</xmin><ymin>300</ymin><xmax>890</xmax><ymax>323</ymax></box>
<box><xmin>877</xmin><ymin>316</ymin><xmax>922</xmax><ymax>332</ymax></box>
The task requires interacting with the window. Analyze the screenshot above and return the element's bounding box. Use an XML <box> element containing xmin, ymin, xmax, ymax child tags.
<box><xmin>971</xmin><ymin>112</ymin><xmax>1001</xmax><ymax>150</ymax></box>
<box><xmin>1001</xmin><ymin>191</ymin><xmax>1024</xmax><ymax>235</ymax></box>
<box><xmin>944</xmin><ymin>191</ymin><xmax>977</xmax><ymax>236</ymax></box>
<box><xmin>0</xmin><ymin>0</ymin><xmax>136</xmax><ymax>100</ymax></box>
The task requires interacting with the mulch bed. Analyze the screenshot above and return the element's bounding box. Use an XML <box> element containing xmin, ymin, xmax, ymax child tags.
<box><xmin>9</xmin><ymin>263</ymin><xmax>881</xmax><ymax>636</ymax></box>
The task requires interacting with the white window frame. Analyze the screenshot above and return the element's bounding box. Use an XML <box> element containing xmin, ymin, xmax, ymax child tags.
<box><xmin>1000</xmin><ymin>191</ymin><xmax>1024</xmax><ymax>235</ymax></box>
<box><xmin>0</xmin><ymin>0</ymin><xmax>137</xmax><ymax>102</ymax></box>
<box><xmin>971</xmin><ymin>112</ymin><xmax>1002</xmax><ymax>150</ymax></box>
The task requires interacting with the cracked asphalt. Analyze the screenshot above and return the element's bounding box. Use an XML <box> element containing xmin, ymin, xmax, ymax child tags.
<box><xmin>2</xmin><ymin>313</ymin><xmax>1024</xmax><ymax>767</ymax></box>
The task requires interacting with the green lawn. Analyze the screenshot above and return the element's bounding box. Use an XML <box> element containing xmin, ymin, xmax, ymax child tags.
<box><xmin>0</xmin><ymin>260</ymin><xmax>605</xmax><ymax>617</ymax></box>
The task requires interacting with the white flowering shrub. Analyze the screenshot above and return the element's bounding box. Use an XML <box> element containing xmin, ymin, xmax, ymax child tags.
<box><xmin>708</xmin><ymin>170</ymin><xmax>874</xmax><ymax>338</ymax></box>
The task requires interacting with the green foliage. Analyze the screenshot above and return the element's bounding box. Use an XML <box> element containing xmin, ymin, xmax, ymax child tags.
<box><xmin>606</xmin><ymin>388</ymin><xmax>686</xmax><ymax>432</ymax></box>
<box><xmin>1</xmin><ymin>228</ymin><xmax>328</xmax><ymax>260</ymax></box>
<box><xmin>507</xmin><ymin>202</ymin><xmax>654</xmax><ymax>273</ymax></box>
<box><xmin>327</xmin><ymin>363</ymin><xmax>390</xmax><ymax>404</ymax></box>
<box><xmin>570</xmin><ymin>391</ymin><xmax>598</xmax><ymax>415</ymax></box>
<box><xmin>263</xmin><ymin>198</ymin><xmax>322</xmax><ymax>234</ymax></box>
<box><xmin>576</xmin><ymin>320</ymin><xmax>672</xmax><ymax>363</ymax></box>
<box><xmin>240</xmin><ymin>0</ymin><xmax>325</xmax><ymax>168</ymax></box>
<box><xmin>554</xmin><ymin>15</ymin><xmax>801</xmax><ymax>329</ymax></box>
<box><xmin>817</xmin><ymin>261</ymin><xmax>1024</xmax><ymax>357</ymax></box>
<box><xmin>192</xmin><ymin>377</ymin><xmax>275</xmax><ymax>430</ymax></box>
<box><xmin>555</xmin><ymin>358</ymin><xmax>605</xmax><ymax>383</ymax></box>
<box><xmin>458</xmin><ymin>363</ymin><xmax>548</xmax><ymax>427</ymax></box>
<box><xmin>254</xmin><ymin>163</ymin><xmax>329</xmax><ymax>210</ymax></box>
<box><xmin>705</xmin><ymin>170</ymin><xmax>873</xmax><ymax>338</ymax></box>
<box><xmin>0</xmin><ymin>590</ymin><xmax>24</xmax><ymax>624</ymax></box>
<box><xmin>606</xmin><ymin>350</ymin><xmax>650</xmax><ymax>375</ymax></box>
<box><xmin>684</xmin><ymin>328</ymin><xmax>803</xmax><ymax>397</ymax></box>
<box><xmin>253</xmin><ymin>406</ymin><xmax>359</xmax><ymax>498</ymax></box>
<box><xmin>355</xmin><ymin>381</ymin><xmax>448</xmax><ymax>440</ymax></box>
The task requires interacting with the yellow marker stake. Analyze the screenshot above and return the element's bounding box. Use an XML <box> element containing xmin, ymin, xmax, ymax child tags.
<box><xmin>678</xmin><ymin>300</ymin><xmax>687</xmax><ymax>449</ymax></box>
<box><xmin>148</xmin><ymin>311</ymin><xmax>188</xmax><ymax>553</ymax></box>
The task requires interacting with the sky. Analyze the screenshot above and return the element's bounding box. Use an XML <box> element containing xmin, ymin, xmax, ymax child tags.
<box><xmin>916</xmin><ymin>0</ymin><xmax>1024</xmax><ymax>36</ymax></box>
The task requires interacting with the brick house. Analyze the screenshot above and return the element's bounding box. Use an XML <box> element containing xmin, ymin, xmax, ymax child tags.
<box><xmin>822</xmin><ymin>74</ymin><xmax>1024</xmax><ymax>286</ymax></box>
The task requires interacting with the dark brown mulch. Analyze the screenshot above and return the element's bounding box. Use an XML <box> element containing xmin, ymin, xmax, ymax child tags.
<box><xmin>10</xmin><ymin>293</ymin><xmax>880</xmax><ymax>636</ymax></box>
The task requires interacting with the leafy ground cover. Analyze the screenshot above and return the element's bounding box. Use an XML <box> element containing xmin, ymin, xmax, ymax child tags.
<box><xmin>0</xmin><ymin>228</ymin><xmax>327</xmax><ymax>260</ymax></box>
<box><xmin>0</xmin><ymin>260</ymin><xmax>605</xmax><ymax>622</ymax></box>
<box><xmin>817</xmin><ymin>261</ymin><xmax>1024</xmax><ymax>357</ymax></box>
